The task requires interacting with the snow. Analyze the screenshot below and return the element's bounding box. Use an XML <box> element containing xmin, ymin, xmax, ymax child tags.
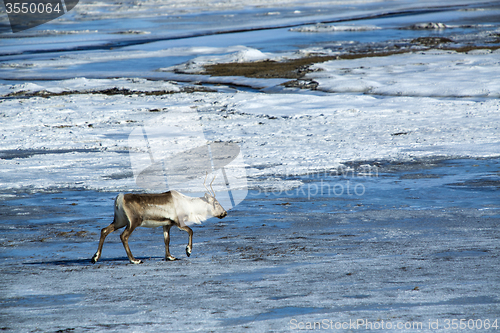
<box><xmin>402</xmin><ymin>22</ymin><xmax>495</xmax><ymax>30</ymax></box>
<box><xmin>308</xmin><ymin>49</ymin><xmax>500</xmax><ymax>97</ymax></box>
<box><xmin>164</xmin><ymin>47</ymin><xmax>275</xmax><ymax>74</ymax></box>
<box><xmin>290</xmin><ymin>23</ymin><xmax>381</xmax><ymax>32</ymax></box>
<box><xmin>1</xmin><ymin>58</ymin><xmax>499</xmax><ymax>193</ymax></box>
<box><xmin>406</xmin><ymin>22</ymin><xmax>449</xmax><ymax>30</ymax></box>
<box><xmin>0</xmin><ymin>77</ymin><xmax>181</xmax><ymax>96</ymax></box>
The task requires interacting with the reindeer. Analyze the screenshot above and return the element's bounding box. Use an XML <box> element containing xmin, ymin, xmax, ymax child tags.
<box><xmin>91</xmin><ymin>175</ymin><xmax>227</xmax><ymax>264</ymax></box>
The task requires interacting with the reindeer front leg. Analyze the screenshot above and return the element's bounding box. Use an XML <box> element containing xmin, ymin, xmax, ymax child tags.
<box><xmin>178</xmin><ymin>225</ymin><xmax>193</xmax><ymax>257</ymax></box>
<box><xmin>163</xmin><ymin>225</ymin><xmax>177</xmax><ymax>261</ymax></box>
<box><xmin>120</xmin><ymin>222</ymin><xmax>142</xmax><ymax>264</ymax></box>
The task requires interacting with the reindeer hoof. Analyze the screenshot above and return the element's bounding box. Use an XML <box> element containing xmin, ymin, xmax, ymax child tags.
<box><xmin>186</xmin><ymin>246</ymin><xmax>191</xmax><ymax>257</ymax></box>
<box><xmin>166</xmin><ymin>256</ymin><xmax>177</xmax><ymax>261</ymax></box>
<box><xmin>91</xmin><ymin>254</ymin><xmax>98</xmax><ymax>264</ymax></box>
<box><xmin>130</xmin><ymin>259</ymin><xmax>143</xmax><ymax>264</ymax></box>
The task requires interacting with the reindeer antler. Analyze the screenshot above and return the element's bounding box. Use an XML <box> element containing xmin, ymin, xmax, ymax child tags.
<box><xmin>204</xmin><ymin>172</ymin><xmax>211</xmax><ymax>194</ymax></box>
<box><xmin>204</xmin><ymin>172</ymin><xmax>217</xmax><ymax>197</ymax></box>
<box><xmin>210</xmin><ymin>175</ymin><xmax>217</xmax><ymax>198</ymax></box>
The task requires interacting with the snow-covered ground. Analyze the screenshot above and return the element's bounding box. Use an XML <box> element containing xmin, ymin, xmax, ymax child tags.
<box><xmin>1</xmin><ymin>0</ymin><xmax>500</xmax><ymax>331</ymax></box>
<box><xmin>1</xmin><ymin>50</ymin><xmax>499</xmax><ymax>193</ymax></box>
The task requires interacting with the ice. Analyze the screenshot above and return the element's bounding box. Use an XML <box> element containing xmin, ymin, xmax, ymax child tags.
<box><xmin>1</xmin><ymin>165</ymin><xmax>499</xmax><ymax>331</ymax></box>
<box><xmin>0</xmin><ymin>45</ymin><xmax>255</xmax><ymax>78</ymax></box>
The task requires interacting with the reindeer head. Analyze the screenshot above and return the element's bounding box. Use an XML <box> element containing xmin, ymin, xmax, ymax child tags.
<box><xmin>204</xmin><ymin>173</ymin><xmax>227</xmax><ymax>219</ymax></box>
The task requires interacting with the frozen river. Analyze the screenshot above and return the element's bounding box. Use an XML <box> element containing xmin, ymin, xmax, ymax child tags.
<box><xmin>1</xmin><ymin>0</ymin><xmax>500</xmax><ymax>331</ymax></box>
<box><xmin>2</xmin><ymin>1</ymin><xmax>500</xmax><ymax>82</ymax></box>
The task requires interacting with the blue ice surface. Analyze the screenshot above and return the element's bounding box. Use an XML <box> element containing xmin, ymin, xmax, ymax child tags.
<box><xmin>248</xmin><ymin>157</ymin><xmax>500</xmax><ymax>213</ymax></box>
<box><xmin>1</xmin><ymin>157</ymin><xmax>498</xmax><ymax>226</ymax></box>
<box><xmin>2</xmin><ymin>2</ymin><xmax>499</xmax><ymax>81</ymax></box>
<box><xmin>1</xmin><ymin>157</ymin><xmax>498</xmax><ymax>263</ymax></box>
<box><xmin>1</xmin><ymin>158</ymin><xmax>499</xmax><ymax>331</ymax></box>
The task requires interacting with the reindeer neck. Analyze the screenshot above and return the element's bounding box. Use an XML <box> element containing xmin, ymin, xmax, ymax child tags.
<box><xmin>191</xmin><ymin>196</ymin><xmax>210</xmax><ymax>213</ymax></box>
<box><xmin>180</xmin><ymin>194</ymin><xmax>212</xmax><ymax>222</ymax></box>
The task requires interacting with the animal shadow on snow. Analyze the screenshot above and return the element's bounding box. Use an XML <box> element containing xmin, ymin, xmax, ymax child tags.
<box><xmin>23</xmin><ymin>256</ymin><xmax>167</xmax><ymax>266</ymax></box>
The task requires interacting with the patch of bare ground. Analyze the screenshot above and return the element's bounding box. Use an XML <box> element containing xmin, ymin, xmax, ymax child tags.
<box><xmin>411</xmin><ymin>36</ymin><xmax>454</xmax><ymax>46</ymax></box>
<box><xmin>4</xmin><ymin>85</ymin><xmax>215</xmax><ymax>98</ymax></box>
<box><xmin>204</xmin><ymin>56</ymin><xmax>338</xmax><ymax>79</ymax></box>
<box><xmin>445</xmin><ymin>44</ymin><xmax>500</xmax><ymax>53</ymax></box>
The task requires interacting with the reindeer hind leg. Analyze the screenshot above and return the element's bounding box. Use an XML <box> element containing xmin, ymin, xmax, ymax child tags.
<box><xmin>91</xmin><ymin>220</ymin><xmax>119</xmax><ymax>264</ymax></box>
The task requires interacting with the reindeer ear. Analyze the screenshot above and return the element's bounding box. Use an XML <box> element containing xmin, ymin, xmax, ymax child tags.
<box><xmin>204</xmin><ymin>193</ymin><xmax>211</xmax><ymax>201</ymax></box>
